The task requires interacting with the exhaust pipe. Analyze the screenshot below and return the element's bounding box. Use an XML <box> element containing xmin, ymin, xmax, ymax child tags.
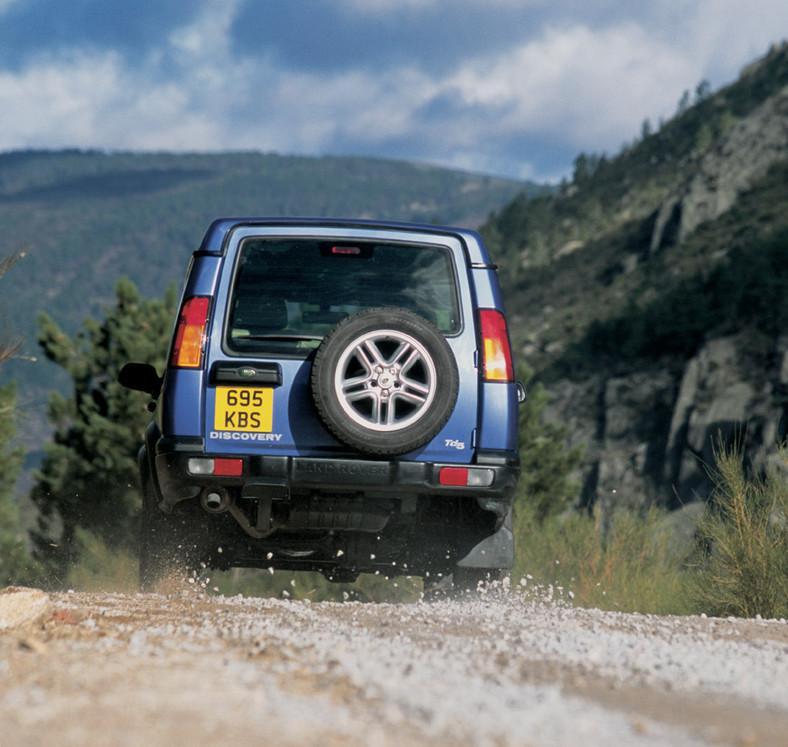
<box><xmin>202</xmin><ymin>488</ymin><xmax>231</xmax><ymax>513</ymax></box>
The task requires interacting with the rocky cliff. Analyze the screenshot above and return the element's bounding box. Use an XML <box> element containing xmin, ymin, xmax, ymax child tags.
<box><xmin>546</xmin><ymin>331</ymin><xmax>788</xmax><ymax>523</ymax></box>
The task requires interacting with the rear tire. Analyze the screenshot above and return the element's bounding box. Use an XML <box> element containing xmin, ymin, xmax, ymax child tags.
<box><xmin>139</xmin><ymin>479</ymin><xmax>204</xmax><ymax>592</ymax></box>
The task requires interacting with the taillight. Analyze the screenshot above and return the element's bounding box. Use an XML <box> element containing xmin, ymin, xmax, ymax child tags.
<box><xmin>478</xmin><ymin>309</ymin><xmax>515</xmax><ymax>382</ymax></box>
<box><xmin>170</xmin><ymin>296</ymin><xmax>210</xmax><ymax>368</ymax></box>
<box><xmin>188</xmin><ymin>457</ymin><xmax>243</xmax><ymax>476</ymax></box>
<box><xmin>439</xmin><ymin>466</ymin><xmax>494</xmax><ymax>487</ymax></box>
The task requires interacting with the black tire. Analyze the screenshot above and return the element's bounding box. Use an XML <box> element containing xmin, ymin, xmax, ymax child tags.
<box><xmin>139</xmin><ymin>478</ymin><xmax>204</xmax><ymax>592</ymax></box>
<box><xmin>310</xmin><ymin>307</ymin><xmax>459</xmax><ymax>457</ymax></box>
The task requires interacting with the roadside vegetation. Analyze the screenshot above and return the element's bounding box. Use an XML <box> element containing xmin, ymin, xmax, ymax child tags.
<box><xmin>513</xmin><ymin>503</ymin><xmax>692</xmax><ymax>616</ymax></box>
<box><xmin>513</xmin><ymin>435</ymin><xmax>788</xmax><ymax>620</ymax></box>
<box><xmin>568</xmin><ymin>222</ymin><xmax>788</xmax><ymax>372</ymax></box>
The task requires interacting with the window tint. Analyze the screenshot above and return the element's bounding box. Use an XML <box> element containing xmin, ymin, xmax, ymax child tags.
<box><xmin>226</xmin><ymin>239</ymin><xmax>460</xmax><ymax>355</ymax></box>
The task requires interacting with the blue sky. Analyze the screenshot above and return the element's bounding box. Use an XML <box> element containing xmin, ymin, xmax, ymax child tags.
<box><xmin>0</xmin><ymin>1</ymin><xmax>785</xmax><ymax>182</ymax></box>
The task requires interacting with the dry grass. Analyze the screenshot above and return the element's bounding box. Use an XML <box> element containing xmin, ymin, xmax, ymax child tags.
<box><xmin>513</xmin><ymin>503</ymin><xmax>691</xmax><ymax>615</ymax></box>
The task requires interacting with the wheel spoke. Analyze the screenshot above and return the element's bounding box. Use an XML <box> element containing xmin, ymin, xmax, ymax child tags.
<box><xmin>344</xmin><ymin>387</ymin><xmax>371</xmax><ymax>402</ymax></box>
<box><xmin>369</xmin><ymin>392</ymin><xmax>383</xmax><ymax>424</ymax></box>
<box><xmin>395</xmin><ymin>345</ymin><xmax>420</xmax><ymax>372</ymax></box>
<box><xmin>342</xmin><ymin>373</ymin><xmax>372</xmax><ymax>394</ymax></box>
<box><xmin>392</xmin><ymin>387</ymin><xmax>428</xmax><ymax>407</ymax></box>
<box><xmin>348</xmin><ymin>343</ymin><xmax>375</xmax><ymax>372</ymax></box>
<box><xmin>361</xmin><ymin>339</ymin><xmax>388</xmax><ymax>368</ymax></box>
<box><xmin>344</xmin><ymin>386</ymin><xmax>385</xmax><ymax>423</ymax></box>
<box><xmin>400</xmin><ymin>375</ymin><xmax>430</xmax><ymax>397</ymax></box>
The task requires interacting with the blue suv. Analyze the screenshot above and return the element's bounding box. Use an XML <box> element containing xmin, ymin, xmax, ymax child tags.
<box><xmin>120</xmin><ymin>219</ymin><xmax>523</xmax><ymax>590</ymax></box>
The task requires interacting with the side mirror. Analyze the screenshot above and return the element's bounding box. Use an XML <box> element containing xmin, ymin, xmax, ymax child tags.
<box><xmin>118</xmin><ymin>362</ymin><xmax>163</xmax><ymax>398</ymax></box>
<box><xmin>517</xmin><ymin>381</ymin><xmax>527</xmax><ymax>405</ymax></box>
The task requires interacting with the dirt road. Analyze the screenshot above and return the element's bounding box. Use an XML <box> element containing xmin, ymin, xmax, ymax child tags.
<box><xmin>1</xmin><ymin>584</ymin><xmax>788</xmax><ymax>746</ymax></box>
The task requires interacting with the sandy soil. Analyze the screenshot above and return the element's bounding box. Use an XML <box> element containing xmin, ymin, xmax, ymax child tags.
<box><xmin>1</xmin><ymin>584</ymin><xmax>788</xmax><ymax>746</ymax></box>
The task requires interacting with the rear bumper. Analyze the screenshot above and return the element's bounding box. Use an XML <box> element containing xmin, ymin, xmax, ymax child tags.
<box><xmin>153</xmin><ymin>436</ymin><xmax>519</xmax><ymax>515</ymax></box>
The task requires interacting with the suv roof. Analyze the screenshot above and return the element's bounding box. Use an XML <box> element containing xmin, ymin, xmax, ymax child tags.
<box><xmin>196</xmin><ymin>217</ymin><xmax>496</xmax><ymax>266</ymax></box>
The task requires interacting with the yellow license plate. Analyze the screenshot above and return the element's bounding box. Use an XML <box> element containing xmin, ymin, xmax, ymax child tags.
<box><xmin>214</xmin><ymin>387</ymin><xmax>273</xmax><ymax>432</ymax></box>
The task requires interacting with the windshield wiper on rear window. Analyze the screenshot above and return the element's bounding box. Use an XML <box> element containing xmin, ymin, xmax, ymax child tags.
<box><xmin>234</xmin><ymin>334</ymin><xmax>324</xmax><ymax>342</ymax></box>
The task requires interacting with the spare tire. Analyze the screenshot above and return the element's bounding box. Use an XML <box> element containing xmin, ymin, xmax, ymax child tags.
<box><xmin>310</xmin><ymin>307</ymin><xmax>459</xmax><ymax>457</ymax></box>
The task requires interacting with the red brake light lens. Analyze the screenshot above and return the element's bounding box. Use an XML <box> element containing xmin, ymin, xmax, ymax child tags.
<box><xmin>331</xmin><ymin>246</ymin><xmax>361</xmax><ymax>255</ymax></box>
<box><xmin>214</xmin><ymin>458</ymin><xmax>243</xmax><ymax>477</ymax></box>
<box><xmin>479</xmin><ymin>309</ymin><xmax>515</xmax><ymax>382</ymax></box>
<box><xmin>440</xmin><ymin>467</ymin><xmax>469</xmax><ymax>486</ymax></box>
<box><xmin>170</xmin><ymin>296</ymin><xmax>210</xmax><ymax>368</ymax></box>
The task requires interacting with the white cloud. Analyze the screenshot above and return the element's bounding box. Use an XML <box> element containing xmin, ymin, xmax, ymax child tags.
<box><xmin>273</xmin><ymin>66</ymin><xmax>438</xmax><ymax>145</ymax></box>
<box><xmin>0</xmin><ymin>47</ymin><xmax>230</xmax><ymax>153</ymax></box>
<box><xmin>0</xmin><ymin>52</ymin><xmax>123</xmax><ymax>149</ymax></box>
<box><xmin>168</xmin><ymin>0</ymin><xmax>243</xmax><ymax>60</ymax></box>
<box><xmin>448</xmin><ymin>23</ymin><xmax>697</xmax><ymax>151</ymax></box>
<box><xmin>0</xmin><ymin>1</ymin><xmax>251</xmax><ymax>153</ymax></box>
<box><xmin>338</xmin><ymin>0</ymin><xmax>546</xmax><ymax>12</ymax></box>
<box><xmin>668</xmin><ymin>0</ymin><xmax>787</xmax><ymax>80</ymax></box>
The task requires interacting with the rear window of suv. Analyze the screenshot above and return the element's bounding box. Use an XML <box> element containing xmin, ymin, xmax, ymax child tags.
<box><xmin>225</xmin><ymin>238</ymin><xmax>460</xmax><ymax>355</ymax></box>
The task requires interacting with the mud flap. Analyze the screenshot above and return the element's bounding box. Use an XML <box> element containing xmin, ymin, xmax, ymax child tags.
<box><xmin>456</xmin><ymin>520</ymin><xmax>514</xmax><ymax>570</ymax></box>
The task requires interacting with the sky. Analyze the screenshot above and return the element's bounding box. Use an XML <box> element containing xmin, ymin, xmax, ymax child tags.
<box><xmin>0</xmin><ymin>1</ymin><xmax>785</xmax><ymax>183</ymax></box>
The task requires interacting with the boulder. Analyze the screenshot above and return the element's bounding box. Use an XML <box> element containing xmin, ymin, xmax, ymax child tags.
<box><xmin>0</xmin><ymin>587</ymin><xmax>53</xmax><ymax>632</ymax></box>
<box><xmin>664</xmin><ymin>334</ymin><xmax>784</xmax><ymax>501</ymax></box>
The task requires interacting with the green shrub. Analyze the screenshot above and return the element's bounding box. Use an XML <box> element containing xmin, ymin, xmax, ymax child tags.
<box><xmin>688</xmin><ymin>440</ymin><xmax>788</xmax><ymax>618</ymax></box>
<box><xmin>64</xmin><ymin>528</ymin><xmax>139</xmax><ymax>593</ymax></box>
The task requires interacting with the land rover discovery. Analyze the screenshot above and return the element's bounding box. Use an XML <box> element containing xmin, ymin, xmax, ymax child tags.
<box><xmin>119</xmin><ymin>218</ymin><xmax>523</xmax><ymax>590</ymax></box>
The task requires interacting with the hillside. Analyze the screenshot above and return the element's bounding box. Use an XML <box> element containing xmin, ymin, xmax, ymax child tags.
<box><xmin>481</xmin><ymin>41</ymin><xmax>788</xmax><ymax>518</ymax></box>
<box><xmin>0</xmin><ymin>151</ymin><xmax>538</xmax><ymax>449</ymax></box>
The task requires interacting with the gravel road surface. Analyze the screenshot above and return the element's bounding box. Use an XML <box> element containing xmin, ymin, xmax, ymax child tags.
<box><xmin>1</xmin><ymin>584</ymin><xmax>788</xmax><ymax>746</ymax></box>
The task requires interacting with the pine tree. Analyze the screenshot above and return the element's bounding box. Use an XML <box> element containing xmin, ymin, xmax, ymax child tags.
<box><xmin>0</xmin><ymin>252</ymin><xmax>22</xmax><ymax>367</ymax></box>
<box><xmin>0</xmin><ymin>251</ymin><xmax>39</xmax><ymax>585</ymax></box>
<box><xmin>30</xmin><ymin>278</ymin><xmax>177</xmax><ymax>582</ymax></box>
<box><xmin>0</xmin><ymin>382</ymin><xmax>37</xmax><ymax>585</ymax></box>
